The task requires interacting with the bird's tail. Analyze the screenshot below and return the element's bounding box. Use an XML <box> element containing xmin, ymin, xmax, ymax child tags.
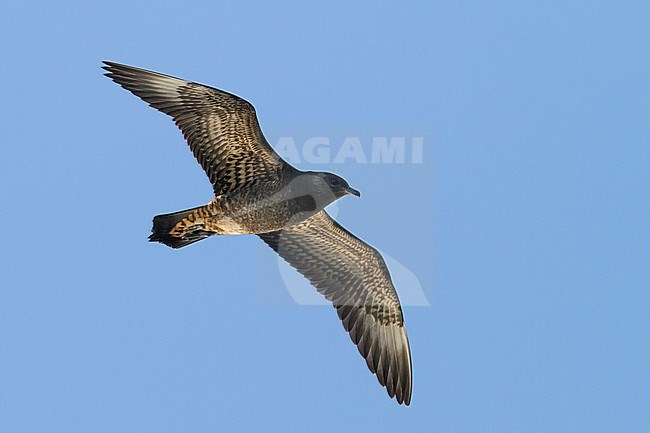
<box><xmin>149</xmin><ymin>205</ymin><xmax>214</xmax><ymax>249</ymax></box>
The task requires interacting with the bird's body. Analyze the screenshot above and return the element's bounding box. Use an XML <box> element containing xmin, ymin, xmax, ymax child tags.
<box><xmin>103</xmin><ymin>61</ymin><xmax>413</xmax><ymax>405</ymax></box>
<box><xmin>152</xmin><ymin>173</ymin><xmax>335</xmax><ymax>246</ymax></box>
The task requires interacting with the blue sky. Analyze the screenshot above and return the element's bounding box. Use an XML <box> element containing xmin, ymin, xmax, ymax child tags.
<box><xmin>1</xmin><ymin>1</ymin><xmax>649</xmax><ymax>432</ymax></box>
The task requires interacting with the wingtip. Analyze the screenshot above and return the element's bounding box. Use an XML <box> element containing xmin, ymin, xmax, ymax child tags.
<box><xmin>389</xmin><ymin>385</ymin><xmax>411</xmax><ymax>406</ymax></box>
<box><xmin>101</xmin><ymin>61</ymin><xmax>137</xmax><ymax>75</ymax></box>
<box><xmin>101</xmin><ymin>60</ymin><xmax>117</xmax><ymax>70</ymax></box>
<box><xmin>101</xmin><ymin>61</ymin><xmax>118</xmax><ymax>77</ymax></box>
<box><xmin>394</xmin><ymin>381</ymin><xmax>412</xmax><ymax>406</ymax></box>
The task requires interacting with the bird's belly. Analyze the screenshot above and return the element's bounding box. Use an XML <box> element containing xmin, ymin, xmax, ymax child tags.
<box><xmin>208</xmin><ymin>208</ymin><xmax>316</xmax><ymax>234</ymax></box>
<box><xmin>207</xmin><ymin>196</ymin><xmax>318</xmax><ymax>234</ymax></box>
<box><xmin>209</xmin><ymin>187</ymin><xmax>320</xmax><ymax>235</ymax></box>
<box><xmin>205</xmin><ymin>217</ymin><xmax>249</xmax><ymax>235</ymax></box>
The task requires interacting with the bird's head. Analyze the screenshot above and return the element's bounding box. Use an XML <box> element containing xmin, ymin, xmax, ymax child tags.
<box><xmin>314</xmin><ymin>172</ymin><xmax>361</xmax><ymax>199</ymax></box>
<box><xmin>284</xmin><ymin>171</ymin><xmax>360</xmax><ymax>214</ymax></box>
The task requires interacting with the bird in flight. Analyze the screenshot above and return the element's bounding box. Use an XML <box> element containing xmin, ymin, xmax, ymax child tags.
<box><xmin>103</xmin><ymin>61</ymin><xmax>413</xmax><ymax>405</ymax></box>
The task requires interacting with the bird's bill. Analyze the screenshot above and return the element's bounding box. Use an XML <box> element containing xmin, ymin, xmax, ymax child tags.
<box><xmin>344</xmin><ymin>187</ymin><xmax>361</xmax><ymax>197</ymax></box>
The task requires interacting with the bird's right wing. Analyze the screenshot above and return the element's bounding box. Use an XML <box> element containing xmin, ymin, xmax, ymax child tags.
<box><xmin>103</xmin><ymin>61</ymin><xmax>289</xmax><ymax>196</ymax></box>
<box><xmin>258</xmin><ymin>211</ymin><xmax>412</xmax><ymax>405</ymax></box>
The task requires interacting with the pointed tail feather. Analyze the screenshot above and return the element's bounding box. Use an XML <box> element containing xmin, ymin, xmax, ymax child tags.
<box><xmin>149</xmin><ymin>206</ymin><xmax>213</xmax><ymax>249</ymax></box>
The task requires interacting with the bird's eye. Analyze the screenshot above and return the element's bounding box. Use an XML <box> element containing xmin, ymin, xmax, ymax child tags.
<box><xmin>330</xmin><ymin>178</ymin><xmax>340</xmax><ymax>186</ymax></box>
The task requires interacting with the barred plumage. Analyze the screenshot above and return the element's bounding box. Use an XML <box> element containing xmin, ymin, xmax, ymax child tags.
<box><xmin>103</xmin><ymin>61</ymin><xmax>412</xmax><ymax>405</ymax></box>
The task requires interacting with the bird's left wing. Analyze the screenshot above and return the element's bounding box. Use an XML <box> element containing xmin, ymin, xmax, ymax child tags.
<box><xmin>102</xmin><ymin>61</ymin><xmax>289</xmax><ymax>196</ymax></box>
<box><xmin>258</xmin><ymin>210</ymin><xmax>412</xmax><ymax>405</ymax></box>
